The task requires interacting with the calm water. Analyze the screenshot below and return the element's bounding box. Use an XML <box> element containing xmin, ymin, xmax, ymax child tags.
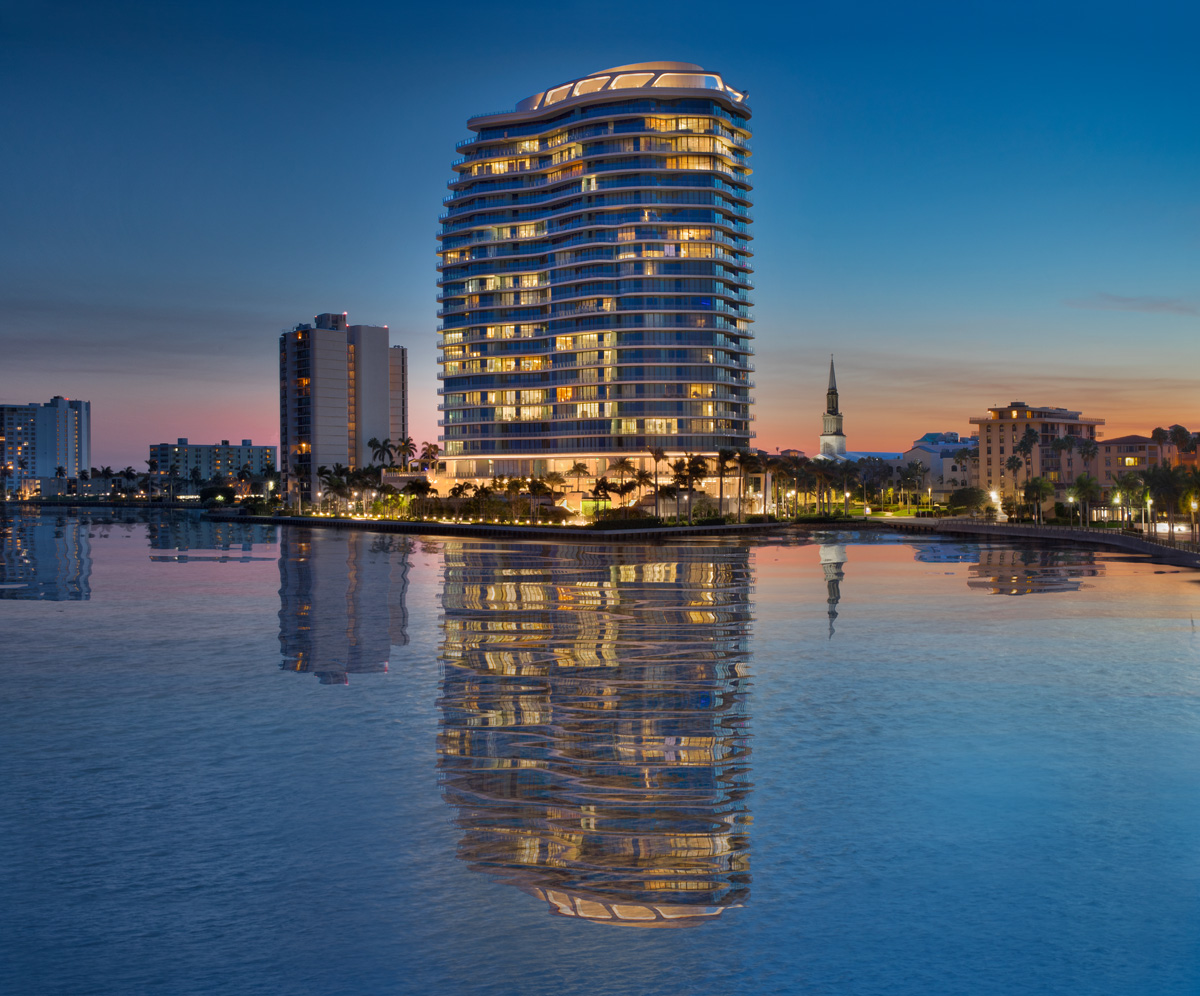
<box><xmin>2</xmin><ymin>509</ymin><xmax>1199</xmax><ymax>996</ymax></box>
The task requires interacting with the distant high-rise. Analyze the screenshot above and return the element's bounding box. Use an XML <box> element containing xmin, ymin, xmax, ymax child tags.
<box><xmin>437</xmin><ymin>62</ymin><xmax>754</xmax><ymax>482</ymax></box>
<box><xmin>279</xmin><ymin>312</ymin><xmax>408</xmax><ymax>504</ymax></box>
<box><xmin>0</xmin><ymin>396</ymin><xmax>90</xmax><ymax>493</ymax></box>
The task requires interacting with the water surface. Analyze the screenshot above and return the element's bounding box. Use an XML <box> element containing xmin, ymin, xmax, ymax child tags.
<box><xmin>2</xmin><ymin>510</ymin><xmax>1198</xmax><ymax>995</ymax></box>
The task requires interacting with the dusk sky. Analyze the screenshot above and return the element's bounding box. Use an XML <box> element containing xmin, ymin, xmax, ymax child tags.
<box><xmin>4</xmin><ymin>0</ymin><xmax>1197</xmax><ymax>469</ymax></box>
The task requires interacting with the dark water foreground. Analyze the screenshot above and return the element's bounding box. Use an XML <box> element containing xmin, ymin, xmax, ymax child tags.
<box><xmin>2</xmin><ymin>510</ymin><xmax>1198</xmax><ymax>996</ymax></box>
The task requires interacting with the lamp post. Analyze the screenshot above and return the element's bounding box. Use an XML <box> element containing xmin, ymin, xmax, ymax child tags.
<box><xmin>1145</xmin><ymin>496</ymin><xmax>1153</xmax><ymax>534</ymax></box>
<box><xmin>1068</xmin><ymin>494</ymin><xmax>1076</xmax><ymax>527</ymax></box>
<box><xmin>843</xmin><ymin>490</ymin><xmax>850</xmax><ymax>516</ymax></box>
<box><xmin>1191</xmin><ymin>500</ymin><xmax>1197</xmax><ymax>545</ymax></box>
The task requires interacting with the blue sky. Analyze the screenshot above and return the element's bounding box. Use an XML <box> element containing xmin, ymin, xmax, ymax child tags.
<box><xmin>2</xmin><ymin>0</ymin><xmax>1196</xmax><ymax>467</ymax></box>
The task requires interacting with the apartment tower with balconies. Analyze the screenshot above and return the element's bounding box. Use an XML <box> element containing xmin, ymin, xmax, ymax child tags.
<box><xmin>437</xmin><ymin>62</ymin><xmax>754</xmax><ymax>482</ymax></box>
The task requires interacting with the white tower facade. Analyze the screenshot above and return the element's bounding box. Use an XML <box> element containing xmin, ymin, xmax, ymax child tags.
<box><xmin>819</xmin><ymin>357</ymin><xmax>846</xmax><ymax>458</ymax></box>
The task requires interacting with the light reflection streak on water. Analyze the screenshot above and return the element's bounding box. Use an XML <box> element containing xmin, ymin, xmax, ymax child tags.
<box><xmin>436</xmin><ymin>540</ymin><xmax>753</xmax><ymax>928</ymax></box>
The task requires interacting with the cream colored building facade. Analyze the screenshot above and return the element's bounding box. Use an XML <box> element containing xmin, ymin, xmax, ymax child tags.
<box><xmin>969</xmin><ymin>401</ymin><xmax>1104</xmax><ymax>502</ymax></box>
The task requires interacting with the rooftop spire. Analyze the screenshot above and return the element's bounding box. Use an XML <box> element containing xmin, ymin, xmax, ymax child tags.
<box><xmin>828</xmin><ymin>355</ymin><xmax>837</xmax><ymax>392</ymax></box>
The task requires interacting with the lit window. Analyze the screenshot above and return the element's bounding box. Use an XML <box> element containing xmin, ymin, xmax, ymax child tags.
<box><xmin>573</xmin><ymin>76</ymin><xmax>609</xmax><ymax>96</ymax></box>
<box><xmin>654</xmin><ymin>73</ymin><xmax>723</xmax><ymax>90</ymax></box>
<box><xmin>545</xmin><ymin>85</ymin><xmax>572</xmax><ymax>105</ymax></box>
<box><xmin>610</xmin><ymin>73</ymin><xmax>654</xmax><ymax>89</ymax></box>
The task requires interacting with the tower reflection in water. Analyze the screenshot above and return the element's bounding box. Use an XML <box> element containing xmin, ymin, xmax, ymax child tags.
<box><xmin>0</xmin><ymin>513</ymin><xmax>92</xmax><ymax>600</ymax></box>
<box><xmin>816</xmin><ymin>534</ymin><xmax>847</xmax><ymax>639</ymax></box>
<box><xmin>437</xmin><ymin>541</ymin><xmax>752</xmax><ymax>928</ymax></box>
<box><xmin>277</xmin><ymin>529</ymin><xmax>410</xmax><ymax>684</ymax></box>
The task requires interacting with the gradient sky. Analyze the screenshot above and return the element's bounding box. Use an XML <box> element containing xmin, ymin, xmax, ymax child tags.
<box><xmin>3</xmin><ymin>0</ymin><xmax>1197</xmax><ymax>469</ymax></box>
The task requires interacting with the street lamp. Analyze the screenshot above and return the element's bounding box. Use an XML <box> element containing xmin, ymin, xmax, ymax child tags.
<box><xmin>1192</xmin><ymin>500</ymin><xmax>1198</xmax><ymax>544</ymax></box>
<box><xmin>1068</xmin><ymin>494</ymin><xmax>1076</xmax><ymax>527</ymax></box>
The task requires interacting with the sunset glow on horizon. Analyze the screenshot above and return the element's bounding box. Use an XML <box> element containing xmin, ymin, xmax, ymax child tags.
<box><xmin>3</xmin><ymin>1</ymin><xmax>1196</xmax><ymax>469</ymax></box>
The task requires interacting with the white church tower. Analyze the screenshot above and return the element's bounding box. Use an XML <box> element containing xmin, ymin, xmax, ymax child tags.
<box><xmin>819</xmin><ymin>356</ymin><xmax>846</xmax><ymax>458</ymax></box>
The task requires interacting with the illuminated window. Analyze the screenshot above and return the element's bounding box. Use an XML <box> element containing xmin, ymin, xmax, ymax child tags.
<box><xmin>653</xmin><ymin>73</ymin><xmax>723</xmax><ymax>90</ymax></box>
<box><xmin>610</xmin><ymin>73</ymin><xmax>654</xmax><ymax>89</ymax></box>
<box><xmin>545</xmin><ymin>84</ymin><xmax>572</xmax><ymax>105</ymax></box>
<box><xmin>573</xmin><ymin>76</ymin><xmax>609</xmax><ymax>96</ymax></box>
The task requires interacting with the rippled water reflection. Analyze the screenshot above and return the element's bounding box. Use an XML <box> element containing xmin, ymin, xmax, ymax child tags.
<box><xmin>438</xmin><ymin>542</ymin><xmax>752</xmax><ymax>927</ymax></box>
<box><xmin>3</xmin><ymin>509</ymin><xmax>1199</xmax><ymax>996</ymax></box>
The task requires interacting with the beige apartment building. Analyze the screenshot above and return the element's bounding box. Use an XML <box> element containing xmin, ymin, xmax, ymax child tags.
<box><xmin>1097</xmin><ymin>434</ymin><xmax>1177</xmax><ymax>486</ymax></box>
<box><xmin>969</xmin><ymin>401</ymin><xmax>1104</xmax><ymax>502</ymax></box>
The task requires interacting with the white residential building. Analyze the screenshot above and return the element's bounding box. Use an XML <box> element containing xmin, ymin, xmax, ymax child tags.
<box><xmin>149</xmin><ymin>438</ymin><xmax>277</xmax><ymax>484</ymax></box>
<box><xmin>0</xmin><ymin>396</ymin><xmax>90</xmax><ymax>494</ymax></box>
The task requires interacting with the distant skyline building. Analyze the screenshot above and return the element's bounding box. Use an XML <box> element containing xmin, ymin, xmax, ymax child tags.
<box><xmin>0</xmin><ymin>395</ymin><xmax>90</xmax><ymax>493</ymax></box>
<box><xmin>149</xmin><ymin>438</ymin><xmax>276</xmax><ymax>484</ymax></box>
<box><xmin>279</xmin><ymin>312</ymin><xmax>408</xmax><ymax>504</ymax></box>
<box><xmin>436</xmin><ymin>61</ymin><xmax>754</xmax><ymax>481</ymax></box>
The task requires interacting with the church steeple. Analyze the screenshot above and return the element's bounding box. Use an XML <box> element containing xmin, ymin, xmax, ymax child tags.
<box><xmin>826</xmin><ymin>355</ymin><xmax>840</xmax><ymax>415</ymax></box>
<box><xmin>819</xmin><ymin>354</ymin><xmax>847</xmax><ymax>458</ymax></box>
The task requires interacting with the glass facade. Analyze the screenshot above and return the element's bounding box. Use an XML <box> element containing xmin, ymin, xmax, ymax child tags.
<box><xmin>437</xmin><ymin>63</ymin><xmax>754</xmax><ymax>478</ymax></box>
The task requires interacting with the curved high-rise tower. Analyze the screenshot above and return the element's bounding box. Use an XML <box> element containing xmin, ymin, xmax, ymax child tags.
<box><xmin>437</xmin><ymin>62</ymin><xmax>754</xmax><ymax>482</ymax></box>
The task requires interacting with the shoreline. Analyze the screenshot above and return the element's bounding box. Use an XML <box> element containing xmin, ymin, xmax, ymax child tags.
<box><xmin>7</xmin><ymin>502</ymin><xmax>1199</xmax><ymax>566</ymax></box>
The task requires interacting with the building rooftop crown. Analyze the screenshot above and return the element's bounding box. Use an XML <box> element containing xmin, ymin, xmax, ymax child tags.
<box><xmin>495</xmin><ymin>62</ymin><xmax>747</xmax><ymax>118</ymax></box>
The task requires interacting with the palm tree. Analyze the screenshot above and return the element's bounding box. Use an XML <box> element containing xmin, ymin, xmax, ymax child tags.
<box><xmin>567</xmin><ymin>461</ymin><xmax>590</xmax><ymax>497</ymax></box>
<box><xmin>542</xmin><ymin>471</ymin><xmax>567</xmax><ymax>499</ymax></box>
<box><xmin>395</xmin><ymin>436</ymin><xmax>417</xmax><ymax>472</ymax></box>
<box><xmin>608</xmin><ymin>457</ymin><xmax>636</xmax><ymax>514</ymax></box>
<box><xmin>1144</xmin><ymin>464</ymin><xmax>1189</xmax><ymax>538</ymax></box>
<box><xmin>1016</xmin><ymin>427</ymin><xmax>1039</xmax><ymax>489</ymax></box>
<box><xmin>633</xmin><ymin>468</ymin><xmax>653</xmax><ymax>508</ymax></box>
<box><xmin>831</xmin><ymin>461</ymin><xmax>861</xmax><ymax>516</ymax></box>
<box><xmin>1004</xmin><ymin>455</ymin><xmax>1023</xmax><ymax>509</ymax></box>
<box><xmin>368</xmin><ymin>437</ymin><xmax>395</xmax><ymax>467</ymax></box>
<box><xmin>54</xmin><ymin>465</ymin><xmax>66</xmax><ymax>479</ymax></box>
<box><xmin>670</xmin><ymin>459</ymin><xmax>688</xmax><ymax>522</ymax></box>
<box><xmin>648</xmin><ymin>446</ymin><xmax>667</xmax><ymax>518</ymax></box>
<box><xmin>657</xmin><ymin>483</ymin><xmax>679</xmax><ymax>521</ymax></box>
<box><xmin>1151</xmin><ymin>426</ymin><xmax>1170</xmax><ymax>465</ymax></box>
<box><xmin>1077</xmin><ymin>438</ymin><xmax>1099</xmax><ymax>481</ymax></box>
<box><xmin>685</xmin><ymin>454</ymin><xmax>709</xmax><ymax>524</ymax></box>
<box><xmin>715</xmin><ymin>447</ymin><xmax>736</xmax><ymax>517</ymax></box>
<box><xmin>738</xmin><ymin>452</ymin><xmax>762</xmax><ymax>521</ymax></box>
<box><xmin>1024</xmin><ymin>477</ymin><xmax>1054</xmax><ymax>523</ymax></box>
<box><xmin>1169</xmin><ymin>424</ymin><xmax>1193</xmax><ymax>464</ymax></box>
<box><xmin>1069</xmin><ymin>473</ymin><xmax>1101</xmax><ymax>526</ymax></box>
<box><xmin>420</xmin><ymin>441</ymin><xmax>440</xmax><ymax>472</ymax></box>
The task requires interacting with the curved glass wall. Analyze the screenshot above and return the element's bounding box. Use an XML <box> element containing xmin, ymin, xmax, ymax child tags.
<box><xmin>437</xmin><ymin>63</ymin><xmax>754</xmax><ymax>479</ymax></box>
